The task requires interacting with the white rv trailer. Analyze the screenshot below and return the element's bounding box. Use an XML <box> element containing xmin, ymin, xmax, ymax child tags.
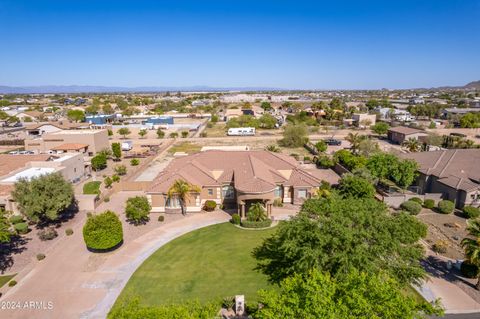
<box><xmin>227</xmin><ymin>127</ymin><xmax>256</xmax><ymax>136</ymax></box>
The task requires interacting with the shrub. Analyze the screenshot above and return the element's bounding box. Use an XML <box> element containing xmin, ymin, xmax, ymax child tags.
<box><xmin>65</xmin><ymin>228</ymin><xmax>74</xmax><ymax>236</ymax></box>
<box><xmin>14</xmin><ymin>222</ymin><xmax>28</xmax><ymax>234</ymax></box>
<box><xmin>400</xmin><ymin>201</ymin><xmax>422</xmax><ymax>215</ymax></box>
<box><xmin>463</xmin><ymin>206</ymin><xmax>480</xmax><ymax>219</ymax></box>
<box><xmin>36</xmin><ymin>253</ymin><xmax>46</xmax><ymax>261</ymax></box>
<box><xmin>104</xmin><ymin>197</ymin><xmax>110</xmax><ymax>202</ymax></box>
<box><xmin>438</xmin><ymin>200</ymin><xmax>455</xmax><ymax>214</ymax></box>
<box><xmin>8</xmin><ymin>280</ymin><xmax>17</xmax><ymax>287</ymax></box>
<box><xmin>461</xmin><ymin>261</ymin><xmax>479</xmax><ymax>278</ymax></box>
<box><xmin>112</xmin><ymin>175</ymin><xmax>120</xmax><ymax>182</ymax></box>
<box><xmin>114</xmin><ymin>165</ymin><xmax>127</xmax><ymax>176</ymax></box>
<box><xmin>91</xmin><ymin>153</ymin><xmax>107</xmax><ymax>171</ymax></box>
<box><xmin>130</xmin><ymin>158</ymin><xmax>140</xmax><ymax>166</ymax></box>
<box><xmin>9</xmin><ymin>215</ymin><xmax>24</xmax><ymax>224</ymax></box>
<box><xmin>82</xmin><ymin>211</ymin><xmax>123</xmax><ymax>251</ymax></box>
<box><xmin>273</xmin><ymin>198</ymin><xmax>283</xmax><ymax>207</ymax></box>
<box><xmin>222</xmin><ymin>296</ymin><xmax>235</xmax><ymax>310</ymax></box>
<box><xmin>158</xmin><ymin>215</ymin><xmax>165</xmax><ymax>222</ymax></box>
<box><xmin>83</xmin><ymin>181</ymin><xmax>101</xmax><ymax>195</ymax></box>
<box><xmin>409</xmin><ymin>197</ymin><xmax>423</xmax><ymax>205</ymax></box>
<box><xmin>104</xmin><ymin>176</ymin><xmax>113</xmax><ymax>188</ymax></box>
<box><xmin>231</xmin><ymin>213</ymin><xmax>241</xmax><ymax>225</ymax></box>
<box><xmin>181</xmin><ymin>131</ymin><xmax>189</xmax><ymax>138</ymax></box>
<box><xmin>423</xmin><ymin>199</ymin><xmax>435</xmax><ymax>209</ymax></box>
<box><xmin>203</xmin><ymin>200</ymin><xmax>217</xmax><ymax>212</ymax></box>
<box><xmin>37</xmin><ymin>228</ymin><xmax>58</xmax><ymax>241</ymax></box>
<box><xmin>241</xmin><ymin>219</ymin><xmax>272</xmax><ymax>228</ymax></box>
<box><xmin>125</xmin><ymin>196</ymin><xmax>151</xmax><ymax>225</ymax></box>
<box><xmin>432</xmin><ymin>240</ymin><xmax>448</xmax><ymax>254</ymax></box>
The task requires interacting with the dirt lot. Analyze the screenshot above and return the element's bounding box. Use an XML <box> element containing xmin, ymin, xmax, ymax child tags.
<box><xmin>417</xmin><ymin>209</ymin><xmax>469</xmax><ymax>260</ymax></box>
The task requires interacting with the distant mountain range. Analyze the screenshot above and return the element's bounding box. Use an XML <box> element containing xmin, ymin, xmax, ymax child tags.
<box><xmin>0</xmin><ymin>85</ymin><xmax>282</xmax><ymax>94</ymax></box>
<box><xmin>464</xmin><ymin>81</ymin><xmax>480</xmax><ymax>90</ymax></box>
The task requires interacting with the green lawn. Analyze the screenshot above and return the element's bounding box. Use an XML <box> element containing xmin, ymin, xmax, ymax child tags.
<box><xmin>168</xmin><ymin>142</ymin><xmax>201</xmax><ymax>154</ymax></box>
<box><xmin>113</xmin><ymin>223</ymin><xmax>276</xmax><ymax>308</ymax></box>
<box><xmin>0</xmin><ymin>274</ymin><xmax>16</xmax><ymax>288</ymax></box>
<box><xmin>83</xmin><ymin>181</ymin><xmax>102</xmax><ymax>195</ymax></box>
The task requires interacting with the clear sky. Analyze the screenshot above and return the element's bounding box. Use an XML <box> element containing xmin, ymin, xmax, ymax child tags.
<box><xmin>0</xmin><ymin>0</ymin><xmax>479</xmax><ymax>89</ymax></box>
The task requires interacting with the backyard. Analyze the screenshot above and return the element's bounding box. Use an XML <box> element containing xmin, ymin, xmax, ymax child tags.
<box><xmin>113</xmin><ymin>222</ymin><xmax>276</xmax><ymax>308</ymax></box>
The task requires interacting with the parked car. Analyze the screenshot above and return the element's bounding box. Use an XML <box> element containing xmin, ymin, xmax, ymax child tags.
<box><xmin>324</xmin><ymin>138</ymin><xmax>342</xmax><ymax>146</ymax></box>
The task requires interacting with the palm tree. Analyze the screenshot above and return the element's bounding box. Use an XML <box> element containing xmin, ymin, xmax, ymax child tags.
<box><xmin>247</xmin><ymin>202</ymin><xmax>267</xmax><ymax>221</ymax></box>
<box><xmin>345</xmin><ymin>132</ymin><xmax>364</xmax><ymax>154</ymax></box>
<box><xmin>402</xmin><ymin>138</ymin><xmax>421</xmax><ymax>152</ymax></box>
<box><xmin>461</xmin><ymin>219</ymin><xmax>480</xmax><ymax>290</ymax></box>
<box><xmin>167</xmin><ymin>179</ymin><xmax>201</xmax><ymax>215</ymax></box>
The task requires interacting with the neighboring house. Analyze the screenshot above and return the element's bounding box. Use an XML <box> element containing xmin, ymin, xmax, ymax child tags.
<box><xmin>224</xmin><ymin>109</ymin><xmax>243</xmax><ymax>121</ymax></box>
<box><xmin>16</xmin><ymin>111</ymin><xmax>44</xmax><ymax>122</ymax></box>
<box><xmin>401</xmin><ymin>149</ymin><xmax>480</xmax><ymax>208</ymax></box>
<box><xmin>24</xmin><ymin>129</ymin><xmax>109</xmax><ymax>155</ymax></box>
<box><xmin>147</xmin><ymin>150</ymin><xmax>340</xmax><ymax>216</ymax></box>
<box><xmin>25</xmin><ymin>122</ymin><xmax>89</xmax><ymax>137</ymax></box>
<box><xmin>50</xmin><ymin>143</ymin><xmax>89</xmax><ymax>154</ymax></box>
<box><xmin>387</xmin><ymin>126</ymin><xmax>428</xmax><ymax>144</ymax></box>
<box><xmin>0</xmin><ymin>153</ymin><xmax>88</xmax><ymax>212</ymax></box>
<box><xmin>442</xmin><ymin>107</ymin><xmax>480</xmax><ymax>117</ymax></box>
<box><xmin>351</xmin><ymin>113</ymin><xmax>376</xmax><ymax>128</ymax></box>
<box><xmin>85</xmin><ymin>114</ymin><xmax>116</xmax><ymax>125</ymax></box>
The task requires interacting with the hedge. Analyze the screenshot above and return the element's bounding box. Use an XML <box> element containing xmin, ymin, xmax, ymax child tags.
<box><xmin>463</xmin><ymin>206</ymin><xmax>480</xmax><ymax>219</ymax></box>
<box><xmin>241</xmin><ymin>219</ymin><xmax>272</xmax><ymax>229</ymax></box>
<box><xmin>461</xmin><ymin>262</ymin><xmax>479</xmax><ymax>279</ymax></box>
<box><xmin>231</xmin><ymin>213</ymin><xmax>241</xmax><ymax>225</ymax></box>
<box><xmin>82</xmin><ymin>211</ymin><xmax>123</xmax><ymax>251</ymax></box>
<box><xmin>409</xmin><ymin>197</ymin><xmax>423</xmax><ymax>205</ymax></box>
<box><xmin>400</xmin><ymin>201</ymin><xmax>422</xmax><ymax>215</ymax></box>
<box><xmin>438</xmin><ymin>200</ymin><xmax>455</xmax><ymax>214</ymax></box>
<box><xmin>203</xmin><ymin>200</ymin><xmax>217</xmax><ymax>212</ymax></box>
<box><xmin>423</xmin><ymin>199</ymin><xmax>435</xmax><ymax>209</ymax></box>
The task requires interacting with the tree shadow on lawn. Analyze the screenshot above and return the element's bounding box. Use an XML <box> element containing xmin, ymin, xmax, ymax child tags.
<box><xmin>0</xmin><ymin>235</ymin><xmax>30</xmax><ymax>273</ymax></box>
<box><xmin>422</xmin><ymin>255</ymin><xmax>476</xmax><ymax>290</ymax></box>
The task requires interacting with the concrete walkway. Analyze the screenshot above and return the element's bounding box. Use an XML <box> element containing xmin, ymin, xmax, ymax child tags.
<box><xmin>1</xmin><ymin>211</ymin><xmax>230</xmax><ymax>319</ymax></box>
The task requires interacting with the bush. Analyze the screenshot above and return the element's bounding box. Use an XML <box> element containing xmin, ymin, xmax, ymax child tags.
<box><xmin>463</xmin><ymin>206</ymin><xmax>480</xmax><ymax>219</ymax></box>
<box><xmin>432</xmin><ymin>240</ymin><xmax>448</xmax><ymax>254</ymax></box>
<box><xmin>91</xmin><ymin>153</ymin><xmax>107</xmax><ymax>171</ymax></box>
<box><xmin>158</xmin><ymin>215</ymin><xmax>165</xmax><ymax>222</ymax></box>
<box><xmin>438</xmin><ymin>200</ymin><xmax>455</xmax><ymax>214</ymax></box>
<box><xmin>14</xmin><ymin>222</ymin><xmax>29</xmax><ymax>234</ymax></box>
<box><xmin>130</xmin><ymin>158</ymin><xmax>140</xmax><ymax>166</ymax></box>
<box><xmin>8</xmin><ymin>280</ymin><xmax>17</xmax><ymax>287</ymax></box>
<box><xmin>231</xmin><ymin>213</ymin><xmax>241</xmax><ymax>225</ymax></box>
<box><xmin>181</xmin><ymin>131</ymin><xmax>189</xmax><ymax>138</ymax></box>
<box><xmin>423</xmin><ymin>199</ymin><xmax>435</xmax><ymax>209</ymax></box>
<box><xmin>65</xmin><ymin>228</ymin><xmax>74</xmax><ymax>236</ymax></box>
<box><xmin>114</xmin><ymin>165</ymin><xmax>127</xmax><ymax>176</ymax></box>
<box><xmin>241</xmin><ymin>219</ymin><xmax>272</xmax><ymax>228</ymax></box>
<box><xmin>83</xmin><ymin>181</ymin><xmax>101</xmax><ymax>195</ymax></box>
<box><xmin>37</xmin><ymin>228</ymin><xmax>58</xmax><ymax>241</ymax></box>
<box><xmin>461</xmin><ymin>261</ymin><xmax>479</xmax><ymax>278</ymax></box>
<box><xmin>104</xmin><ymin>197</ymin><xmax>110</xmax><ymax>202</ymax></box>
<box><xmin>112</xmin><ymin>175</ymin><xmax>120</xmax><ymax>182</ymax></box>
<box><xmin>36</xmin><ymin>253</ymin><xmax>46</xmax><ymax>261</ymax></box>
<box><xmin>125</xmin><ymin>196</ymin><xmax>151</xmax><ymax>225</ymax></box>
<box><xmin>409</xmin><ymin>197</ymin><xmax>423</xmax><ymax>205</ymax></box>
<box><xmin>400</xmin><ymin>201</ymin><xmax>422</xmax><ymax>215</ymax></box>
<box><xmin>273</xmin><ymin>198</ymin><xmax>283</xmax><ymax>207</ymax></box>
<box><xmin>82</xmin><ymin>211</ymin><xmax>123</xmax><ymax>251</ymax></box>
<box><xmin>222</xmin><ymin>296</ymin><xmax>235</xmax><ymax>310</ymax></box>
<box><xmin>203</xmin><ymin>200</ymin><xmax>217</xmax><ymax>212</ymax></box>
<box><xmin>9</xmin><ymin>215</ymin><xmax>24</xmax><ymax>224</ymax></box>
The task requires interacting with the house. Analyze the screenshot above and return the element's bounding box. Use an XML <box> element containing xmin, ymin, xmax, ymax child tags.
<box><xmin>387</xmin><ymin>126</ymin><xmax>428</xmax><ymax>144</ymax></box>
<box><xmin>16</xmin><ymin>110</ymin><xmax>44</xmax><ymax>122</ymax></box>
<box><xmin>25</xmin><ymin>122</ymin><xmax>89</xmax><ymax>137</ymax></box>
<box><xmin>147</xmin><ymin>150</ymin><xmax>340</xmax><ymax>217</ymax></box>
<box><xmin>0</xmin><ymin>153</ymin><xmax>88</xmax><ymax>212</ymax></box>
<box><xmin>24</xmin><ymin>129</ymin><xmax>109</xmax><ymax>155</ymax></box>
<box><xmin>224</xmin><ymin>109</ymin><xmax>243</xmax><ymax>121</ymax></box>
<box><xmin>401</xmin><ymin>149</ymin><xmax>480</xmax><ymax>208</ymax></box>
<box><xmin>85</xmin><ymin>114</ymin><xmax>116</xmax><ymax>125</ymax></box>
<box><xmin>351</xmin><ymin>113</ymin><xmax>376</xmax><ymax>128</ymax></box>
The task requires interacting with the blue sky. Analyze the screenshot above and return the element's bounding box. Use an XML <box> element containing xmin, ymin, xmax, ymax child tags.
<box><xmin>0</xmin><ymin>0</ymin><xmax>479</xmax><ymax>89</ymax></box>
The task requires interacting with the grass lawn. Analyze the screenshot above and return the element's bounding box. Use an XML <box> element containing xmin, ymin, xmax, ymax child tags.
<box><xmin>0</xmin><ymin>274</ymin><xmax>16</xmax><ymax>288</ymax></box>
<box><xmin>113</xmin><ymin>222</ymin><xmax>276</xmax><ymax>308</ymax></box>
<box><xmin>83</xmin><ymin>181</ymin><xmax>101</xmax><ymax>195</ymax></box>
<box><xmin>168</xmin><ymin>141</ymin><xmax>202</xmax><ymax>154</ymax></box>
<box><xmin>203</xmin><ymin>123</ymin><xmax>226</xmax><ymax>137</ymax></box>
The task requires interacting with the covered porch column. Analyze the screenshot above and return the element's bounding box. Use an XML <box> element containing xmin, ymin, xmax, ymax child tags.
<box><xmin>237</xmin><ymin>201</ymin><xmax>246</xmax><ymax>218</ymax></box>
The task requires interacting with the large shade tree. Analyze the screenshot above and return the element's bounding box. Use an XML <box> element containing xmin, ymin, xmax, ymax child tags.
<box><xmin>12</xmin><ymin>173</ymin><xmax>74</xmax><ymax>223</ymax></box>
<box><xmin>167</xmin><ymin>179</ymin><xmax>200</xmax><ymax>215</ymax></box>
<box><xmin>461</xmin><ymin>219</ymin><xmax>480</xmax><ymax>290</ymax></box>
<box><xmin>253</xmin><ymin>195</ymin><xmax>427</xmax><ymax>286</ymax></box>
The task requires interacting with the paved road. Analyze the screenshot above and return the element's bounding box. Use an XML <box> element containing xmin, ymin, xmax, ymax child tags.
<box><xmin>432</xmin><ymin>313</ymin><xmax>480</xmax><ymax>319</ymax></box>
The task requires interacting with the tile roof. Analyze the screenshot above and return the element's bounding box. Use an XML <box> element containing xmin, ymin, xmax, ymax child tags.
<box><xmin>0</xmin><ymin>154</ymin><xmax>52</xmax><ymax>178</ymax></box>
<box><xmin>148</xmin><ymin>150</ymin><xmax>325</xmax><ymax>194</ymax></box>
<box><xmin>402</xmin><ymin>149</ymin><xmax>480</xmax><ymax>192</ymax></box>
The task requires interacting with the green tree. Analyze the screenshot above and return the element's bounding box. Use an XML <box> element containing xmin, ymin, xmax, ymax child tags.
<box><xmin>255</xmin><ymin>269</ymin><xmax>442</xmax><ymax>319</ymax></box>
<box><xmin>357</xmin><ymin>138</ymin><xmax>380</xmax><ymax>157</ymax></box>
<box><xmin>167</xmin><ymin>180</ymin><xmax>200</xmax><ymax>215</ymax></box>
<box><xmin>181</xmin><ymin>131</ymin><xmax>189</xmax><ymax>138</ymax></box>
<box><xmin>260</xmin><ymin>101</ymin><xmax>272</xmax><ymax>111</ymax></box>
<box><xmin>104</xmin><ymin>176</ymin><xmax>113</xmax><ymax>188</ymax></box>
<box><xmin>345</xmin><ymin>132</ymin><xmax>366</xmax><ymax>154</ymax></box>
<box><xmin>247</xmin><ymin>202</ymin><xmax>267</xmax><ymax>222</ymax></box>
<box><xmin>83</xmin><ymin>210</ymin><xmax>123</xmax><ymax>250</ymax></box>
<box><xmin>314</xmin><ymin>140</ymin><xmax>327</xmax><ymax>153</ymax></box>
<box><xmin>390</xmin><ymin>159</ymin><xmax>418</xmax><ymax>189</ymax></box>
<box><xmin>67</xmin><ymin>109</ymin><xmax>85</xmax><ymax>122</ymax></box>
<box><xmin>259</xmin><ymin>114</ymin><xmax>277</xmax><ymax>129</ymax></box>
<box><xmin>279</xmin><ymin>124</ymin><xmax>309</xmax><ymax>148</ymax></box>
<box><xmin>125</xmin><ymin>196</ymin><xmax>151</xmax><ymax>225</ymax></box>
<box><xmin>111</xmin><ymin>142</ymin><xmax>121</xmax><ymax>161</ymax></box>
<box><xmin>118</xmin><ymin>127</ymin><xmax>131</xmax><ymax>139</ymax></box>
<box><xmin>12</xmin><ymin>173</ymin><xmax>74</xmax><ymax>223</ymax></box>
<box><xmin>402</xmin><ymin>138</ymin><xmax>421</xmax><ymax>152</ymax></box>
<box><xmin>371</xmin><ymin>122</ymin><xmax>390</xmax><ymax>135</ymax></box>
<box><xmin>156</xmin><ymin>128</ymin><xmax>165</xmax><ymax>139</ymax></box>
<box><xmin>114</xmin><ymin>165</ymin><xmax>127</xmax><ymax>176</ymax></box>
<box><xmin>169</xmin><ymin>132</ymin><xmax>179</xmax><ymax>138</ymax></box>
<box><xmin>210</xmin><ymin>114</ymin><xmax>219</xmax><ymax>123</ymax></box>
<box><xmin>462</xmin><ymin>219</ymin><xmax>480</xmax><ymax>290</ymax></box>
<box><xmin>460</xmin><ymin>113</ymin><xmax>480</xmax><ymax>128</ymax></box>
<box><xmin>102</xmin><ymin>103</ymin><xmax>114</xmax><ymax>114</ymax></box>
<box><xmin>91</xmin><ymin>153</ymin><xmax>107</xmax><ymax>171</ymax></box>
<box><xmin>138</xmin><ymin>129</ymin><xmax>147</xmax><ymax>138</ymax></box>
<box><xmin>0</xmin><ymin>210</ymin><xmax>12</xmax><ymax>243</ymax></box>
<box><xmin>338</xmin><ymin>173</ymin><xmax>375</xmax><ymax>198</ymax></box>
<box><xmin>253</xmin><ymin>196</ymin><xmax>427</xmax><ymax>285</ymax></box>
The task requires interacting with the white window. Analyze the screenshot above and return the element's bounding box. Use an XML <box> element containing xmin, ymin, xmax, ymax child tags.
<box><xmin>298</xmin><ymin>189</ymin><xmax>307</xmax><ymax>199</ymax></box>
<box><xmin>166</xmin><ymin>196</ymin><xmax>180</xmax><ymax>208</ymax></box>
<box><xmin>222</xmin><ymin>185</ymin><xmax>234</xmax><ymax>199</ymax></box>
